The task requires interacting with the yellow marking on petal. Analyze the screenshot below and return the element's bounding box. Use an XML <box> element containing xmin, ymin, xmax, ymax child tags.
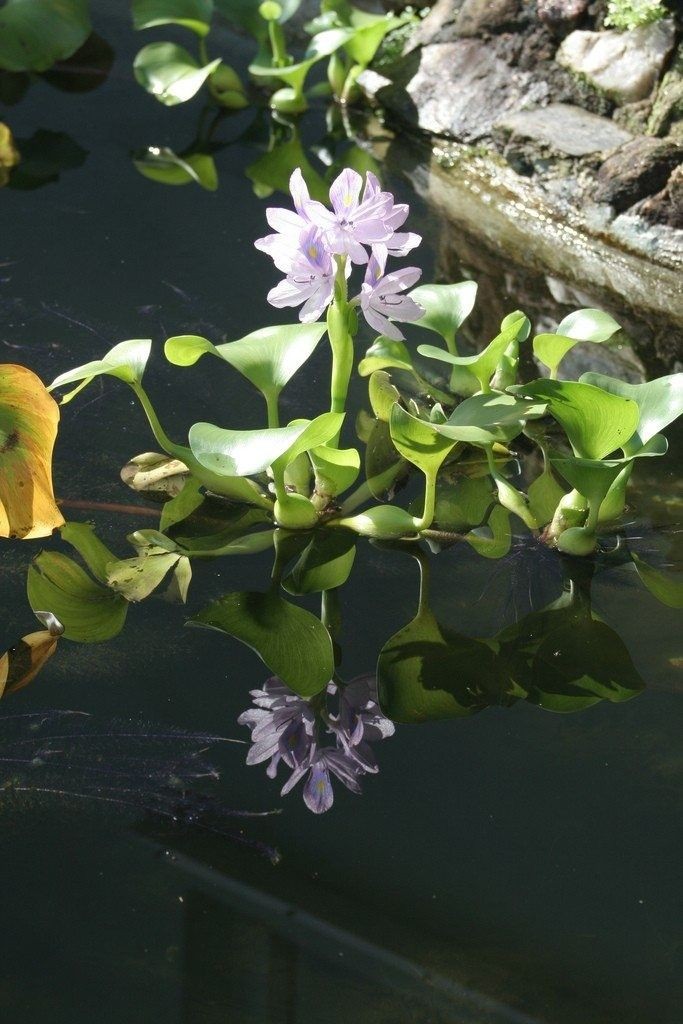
<box><xmin>307</xmin><ymin>245</ymin><xmax>318</xmax><ymax>259</ymax></box>
<box><xmin>344</xmin><ymin>193</ymin><xmax>353</xmax><ymax>206</ymax></box>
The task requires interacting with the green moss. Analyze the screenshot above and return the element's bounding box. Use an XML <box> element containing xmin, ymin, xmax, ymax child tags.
<box><xmin>604</xmin><ymin>0</ymin><xmax>668</xmax><ymax>31</ymax></box>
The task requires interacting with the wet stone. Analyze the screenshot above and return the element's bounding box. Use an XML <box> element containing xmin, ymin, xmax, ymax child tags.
<box><xmin>536</xmin><ymin>0</ymin><xmax>589</xmax><ymax>31</ymax></box>
<box><xmin>594</xmin><ymin>136</ymin><xmax>683</xmax><ymax>212</ymax></box>
<box><xmin>648</xmin><ymin>44</ymin><xmax>683</xmax><ymax>140</ymax></box>
<box><xmin>496</xmin><ymin>103</ymin><xmax>632</xmax><ymax>157</ymax></box>
<box><xmin>556</xmin><ymin>19</ymin><xmax>676</xmax><ymax>105</ymax></box>
<box><xmin>638</xmin><ymin>165</ymin><xmax>683</xmax><ymax>230</ymax></box>
<box><xmin>455</xmin><ymin>0</ymin><xmax>521</xmax><ymax>37</ymax></box>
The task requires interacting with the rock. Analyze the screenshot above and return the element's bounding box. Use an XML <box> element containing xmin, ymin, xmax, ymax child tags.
<box><xmin>648</xmin><ymin>44</ymin><xmax>683</xmax><ymax>138</ymax></box>
<box><xmin>556</xmin><ymin>19</ymin><xmax>676</xmax><ymax>104</ymax></box>
<box><xmin>638</xmin><ymin>165</ymin><xmax>683</xmax><ymax>230</ymax></box>
<box><xmin>613</xmin><ymin>99</ymin><xmax>652</xmax><ymax>135</ymax></box>
<box><xmin>536</xmin><ymin>0</ymin><xmax>589</xmax><ymax>31</ymax></box>
<box><xmin>402</xmin><ymin>0</ymin><xmax>465</xmax><ymax>51</ymax></box>
<box><xmin>378</xmin><ymin>39</ymin><xmax>549</xmax><ymax>141</ymax></box>
<box><xmin>497</xmin><ymin>103</ymin><xmax>632</xmax><ymax>156</ymax></box>
<box><xmin>594</xmin><ymin>136</ymin><xmax>683</xmax><ymax>211</ymax></box>
<box><xmin>455</xmin><ymin>0</ymin><xmax>521</xmax><ymax>37</ymax></box>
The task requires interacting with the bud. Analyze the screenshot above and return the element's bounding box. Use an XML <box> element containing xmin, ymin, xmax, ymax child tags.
<box><xmin>337</xmin><ymin>505</ymin><xmax>417</xmax><ymax>540</ymax></box>
<box><xmin>557</xmin><ymin>527</ymin><xmax>597</xmax><ymax>557</ymax></box>
<box><xmin>274</xmin><ymin>492</ymin><xmax>318</xmax><ymax>530</ymax></box>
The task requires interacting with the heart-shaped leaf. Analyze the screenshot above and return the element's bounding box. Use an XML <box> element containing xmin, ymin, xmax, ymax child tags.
<box><xmin>344</xmin><ymin>14</ymin><xmax>405</xmax><ymax>66</ymax></box>
<box><xmin>0</xmin><ymin>364</ymin><xmax>64</xmax><ymax>540</ymax></box>
<box><xmin>434</xmin><ymin>392</ymin><xmax>547</xmax><ymax>447</ymax></box>
<box><xmin>165</xmin><ymin>323</ymin><xmax>326</xmax><ymax>409</ymax></box>
<box><xmin>49</xmin><ymin>339</ymin><xmax>151</xmax><ymax>402</ymax></box>
<box><xmin>134</xmin><ymin>42</ymin><xmax>220</xmax><ymax>105</ymax></box>
<box><xmin>0</xmin><ymin>0</ymin><xmax>91</xmax><ymax>73</ymax></box>
<box><xmin>309</xmin><ymin>444</ymin><xmax>360</xmax><ymax>499</ymax></box>
<box><xmin>27</xmin><ymin>551</ymin><xmax>128</xmax><ymax>642</ymax></box>
<box><xmin>132</xmin><ymin>0</ymin><xmax>213</xmax><ymax>35</ymax></box>
<box><xmin>533</xmin><ymin>307</ymin><xmax>621</xmax><ymax>378</ymax></box>
<box><xmin>358</xmin><ymin>336</ymin><xmax>414</xmax><ymax>377</ymax></box>
<box><xmin>580</xmin><ymin>372</ymin><xmax>683</xmax><ymax>455</ymax></box>
<box><xmin>409</xmin><ymin>281</ymin><xmax>477</xmax><ymax>348</ymax></box>
<box><xmin>192</xmin><ymin>590</ymin><xmax>333</xmax><ymax>696</ymax></box>
<box><xmin>134</xmin><ymin>147</ymin><xmax>218</xmax><ymax>191</ymax></box>
<box><xmin>418</xmin><ymin>316</ymin><xmax>526</xmax><ymax>394</ymax></box>
<box><xmin>189</xmin><ymin>413</ymin><xmax>343</xmax><ymax>478</ymax></box>
<box><xmin>389</xmin><ymin>405</ymin><xmax>456</xmax><ymax>477</ymax></box>
<box><xmin>510</xmin><ymin>379</ymin><xmax>639</xmax><ymax>459</ymax></box>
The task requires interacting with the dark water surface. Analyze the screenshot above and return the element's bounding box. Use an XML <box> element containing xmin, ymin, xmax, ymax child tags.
<box><xmin>1</xmin><ymin>5</ymin><xmax>682</xmax><ymax>1024</ymax></box>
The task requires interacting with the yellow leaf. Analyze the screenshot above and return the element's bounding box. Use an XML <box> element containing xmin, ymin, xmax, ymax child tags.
<box><xmin>0</xmin><ymin>363</ymin><xmax>64</xmax><ymax>539</ymax></box>
<box><xmin>0</xmin><ymin>613</ymin><xmax>63</xmax><ymax>698</ymax></box>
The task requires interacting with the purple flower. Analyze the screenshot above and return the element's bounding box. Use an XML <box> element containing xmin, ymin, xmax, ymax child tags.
<box><xmin>359</xmin><ymin>246</ymin><xmax>424</xmax><ymax>340</ymax></box>
<box><xmin>254</xmin><ymin>168</ymin><xmax>320</xmax><ymax>273</ymax></box>
<box><xmin>238</xmin><ymin>678</ymin><xmax>315</xmax><ymax>780</ymax></box>
<box><xmin>281</xmin><ymin>747</ymin><xmax>363</xmax><ymax>814</ymax></box>
<box><xmin>363</xmin><ymin>172</ymin><xmax>421</xmax><ymax>257</ymax></box>
<box><xmin>266</xmin><ymin>225</ymin><xmax>335</xmax><ymax>323</ymax></box>
<box><xmin>304</xmin><ymin>168</ymin><xmax>395</xmax><ymax>265</ymax></box>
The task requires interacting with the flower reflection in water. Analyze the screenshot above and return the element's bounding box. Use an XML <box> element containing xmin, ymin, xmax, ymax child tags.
<box><xmin>239</xmin><ymin>676</ymin><xmax>395</xmax><ymax>813</ymax></box>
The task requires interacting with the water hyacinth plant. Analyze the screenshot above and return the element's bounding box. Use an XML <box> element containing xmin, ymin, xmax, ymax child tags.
<box><xmin>45</xmin><ymin>165</ymin><xmax>683</xmax><ymax>559</ymax></box>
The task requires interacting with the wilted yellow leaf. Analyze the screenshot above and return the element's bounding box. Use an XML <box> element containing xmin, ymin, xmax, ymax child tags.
<box><xmin>0</xmin><ymin>363</ymin><xmax>64</xmax><ymax>539</ymax></box>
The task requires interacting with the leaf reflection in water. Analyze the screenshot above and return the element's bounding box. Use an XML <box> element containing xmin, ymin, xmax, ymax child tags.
<box><xmin>0</xmin><ymin>710</ymin><xmax>280</xmax><ymax>862</ymax></box>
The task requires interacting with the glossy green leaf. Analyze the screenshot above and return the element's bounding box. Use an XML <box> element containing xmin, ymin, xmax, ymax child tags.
<box><xmin>283</xmin><ymin>530</ymin><xmax>356</xmax><ymax>595</ymax></box>
<box><xmin>580</xmin><ymin>372</ymin><xmax>683</xmax><ymax>455</ymax></box>
<box><xmin>551</xmin><ymin>435</ymin><xmax>667</xmax><ymax>513</ymax></box>
<box><xmin>409</xmin><ymin>281</ymin><xmax>477</xmax><ymax>347</ymax></box>
<box><xmin>249</xmin><ymin>27</ymin><xmax>352</xmax><ymax>94</ymax></box>
<box><xmin>60</xmin><ymin>522</ymin><xmax>116</xmax><ymax>583</ymax></box>
<box><xmin>165</xmin><ymin>323</ymin><xmax>326</xmax><ymax>405</ymax></box>
<box><xmin>368</xmin><ymin>370</ymin><xmax>401</xmax><ymax>423</ymax></box>
<box><xmin>160</xmin><ymin>477</ymin><xmax>204</xmax><ymax>532</ymax></box>
<box><xmin>0</xmin><ymin>0</ymin><xmax>91</xmax><ymax>73</ymax></box>
<box><xmin>434</xmin><ymin>392</ymin><xmax>547</xmax><ymax>447</ymax></box>
<box><xmin>192</xmin><ymin>590</ymin><xmax>333</xmax><ymax>696</ymax></box>
<box><xmin>510</xmin><ymin>379</ymin><xmax>639</xmax><ymax>459</ymax></box>
<box><xmin>134</xmin><ymin>147</ymin><xmax>218</xmax><ymax>190</ymax></box>
<box><xmin>389</xmin><ymin>405</ymin><xmax>457</xmax><ymax>477</ymax></box>
<box><xmin>358</xmin><ymin>336</ymin><xmax>414</xmax><ymax>377</ymax></box>
<box><xmin>49</xmin><ymin>339</ymin><xmax>151</xmax><ymax>402</ymax></box>
<box><xmin>134</xmin><ymin>42</ymin><xmax>221</xmax><ymax>105</ymax></box>
<box><xmin>362</xmin><ymin>418</ymin><xmax>406</xmax><ymax>500</ymax></box>
<box><xmin>189</xmin><ymin>413</ymin><xmax>342</xmax><ymax>478</ymax></box>
<box><xmin>465</xmin><ymin>505</ymin><xmax>512</xmax><ymax>559</ymax></box>
<box><xmin>533</xmin><ymin>308</ymin><xmax>620</xmax><ymax>377</ymax></box>
<box><xmin>107</xmin><ymin>543</ymin><xmax>191</xmax><ymax>603</ymax></box>
<box><xmin>132</xmin><ymin>0</ymin><xmax>213</xmax><ymax>35</ymax></box>
<box><xmin>309</xmin><ymin>444</ymin><xmax>360</xmax><ymax>498</ymax></box>
<box><xmin>27</xmin><ymin>551</ymin><xmax>128</xmax><ymax>643</ymax></box>
<box><xmin>344</xmin><ymin>15</ymin><xmax>403</xmax><ymax>66</ymax></box>
<box><xmin>418</xmin><ymin>317</ymin><xmax>526</xmax><ymax>394</ymax></box>
<box><xmin>527</xmin><ymin>468</ymin><xmax>566</xmax><ymax>526</ymax></box>
<box><xmin>335</xmin><ymin>504</ymin><xmax>417</xmax><ymax>540</ymax></box>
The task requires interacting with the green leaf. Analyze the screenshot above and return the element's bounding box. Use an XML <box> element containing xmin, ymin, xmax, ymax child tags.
<box><xmin>134</xmin><ymin>42</ymin><xmax>221</xmax><ymax>105</ymax></box>
<box><xmin>418</xmin><ymin>317</ymin><xmax>526</xmax><ymax>394</ymax></box>
<box><xmin>527</xmin><ymin>469</ymin><xmax>566</xmax><ymax>527</ymax></box>
<box><xmin>134</xmin><ymin>147</ymin><xmax>218</xmax><ymax>190</ymax></box>
<box><xmin>465</xmin><ymin>505</ymin><xmax>511</xmax><ymax>559</ymax></box>
<box><xmin>246</xmin><ymin>134</ymin><xmax>328</xmax><ymax>203</ymax></box>
<box><xmin>0</xmin><ymin>364</ymin><xmax>64</xmax><ymax>540</ymax></box>
<box><xmin>107</xmin><ymin>543</ymin><xmax>191</xmax><ymax>603</ymax></box>
<box><xmin>358</xmin><ymin>336</ymin><xmax>414</xmax><ymax>377</ymax></box>
<box><xmin>368</xmin><ymin>370</ymin><xmax>401</xmax><ymax>423</ymax></box>
<box><xmin>165</xmin><ymin>323</ymin><xmax>326</xmax><ymax>406</ymax></box>
<box><xmin>533</xmin><ymin>308</ymin><xmax>621</xmax><ymax>377</ymax></box>
<box><xmin>132</xmin><ymin>0</ymin><xmax>213</xmax><ymax>35</ymax></box>
<box><xmin>631</xmin><ymin>553</ymin><xmax>683</xmax><ymax>609</ymax></box>
<box><xmin>409</xmin><ymin>281</ymin><xmax>477</xmax><ymax>347</ymax></box>
<box><xmin>432</xmin><ymin>475</ymin><xmax>493</xmax><ymax>532</ymax></box>
<box><xmin>0</xmin><ymin>0</ymin><xmax>91</xmax><ymax>73</ymax></box>
<box><xmin>344</xmin><ymin>15</ymin><xmax>403</xmax><ymax>66</ymax></box>
<box><xmin>336</xmin><ymin>504</ymin><xmax>417</xmax><ymax>540</ymax></box>
<box><xmin>510</xmin><ymin>379</ymin><xmax>639</xmax><ymax>459</ymax></box>
<box><xmin>556</xmin><ymin>308</ymin><xmax>620</xmax><ymax>343</ymax></box>
<box><xmin>249</xmin><ymin>27</ymin><xmax>352</xmax><ymax>94</ymax></box>
<box><xmin>283</xmin><ymin>530</ymin><xmax>356</xmax><ymax>595</ymax></box>
<box><xmin>389</xmin><ymin>405</ymin><xmax>457</xmax><ymax>477</ymax></box>
<box><xmin>192</xmin><ymin>590</ymin><xmax>333</xmax><ymax>696</ymax></box>
<box><xmin>579</xmin><ymin>372</ymin><xmax>683</xmax><ymax>455</ymax></box>
<box><xmin>27</xmin><ymin>551</ymin><xmax>128</xmax><ymax>643</ymax></box>
<box><xmin>189</xmin><ymin>413</ymin><xmax>343</xmax><ymax>478</ymax></box>
<box><xmin>434</xmin><ymin>392</ymin><xmax>548</xmax><ymax>447</ymax></box>
<box><xmin>60</xmin><ymin>522</ymin><xmax>117</xmax><ymax>583</ymax></box>
<box><xmin>160</xmin><ymin>477</ymin><xmax>204</xmax><ymax>532</ymax></box>
<box><xmin>551</xmin><ymin>435</ymin><xmax>667</xmax><ymax>512</ymax></box>
<box><xmin>309</xmin><ymin>444</ymin><xmax>360</xmax><ymax>498</ymax></box>
<box><xmin>49</xmin><ymin>339</ymin><xmax>151</xmax><ymax>402</ymax></box>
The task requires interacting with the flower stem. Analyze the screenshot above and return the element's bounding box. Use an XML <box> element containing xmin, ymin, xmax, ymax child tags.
<box><xmin>265</xmin><ymin>390</ymin><xmax>280</xmax><ymax>429</ymax></box>
<box><xmin>327</xmin><ymin>256</ymin><xmax>354</xmax><ymax>443</ymax></box>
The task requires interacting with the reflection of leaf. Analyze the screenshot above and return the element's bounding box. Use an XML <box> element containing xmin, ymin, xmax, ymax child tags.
<box><xmin>0</xmin><ymin>0</ymin><xmax>91</xmax><ymax>73</ymax></box>
<box><xmin>134</xmin><ymin>42</ymin><xmax>220</xmax><ymax>105</ymax></box>
<box><xmin>631</xmin><ymin>553</ymin><xmax>683</xmax><ymax>609</ymax></box>
<box><xmin>246</xmin><ymin>134</ymin><xmax>327</xmax><ymax>203</ymax></box>
<box><xmin>0</xmin><ymin>364</ymin><xmax>64</xmax><ymax>540</ymax></box>
<box><xmin>192</xmin><ymin>590</ymin><xmax>333</xmax><ymax>696</ymax></box>
<box><xmin>0</xmin><ymin>613</ymin><xmax>63</xmax><ymax>698</ymax></box>
<box><xmin>0</xmin><ymin>121</ymin><xmax>20</xmax><ymax>185</ymax></box>
<box><xmin>283</xmin><ymin>530</ymin><xmax>356</xmax><ymax>595</ymax></box>
<box><xmin>8</xmin><ymin>130</ymin><xmax>86</xmax><ymax>189</ymax></box>
<box><xmin>133</xmin><ymin>147</ymin><xmax>218</xmax><ymax>191</ymax></box>
<box><xmin>27</xmin><ymin>551</ymin><xmax>128</xmax><ymax>642</ymax></box>
<box><xmin>465</xmin><ymin>505</ymin><xmax>511</xmax><ymax>559</ymax></box>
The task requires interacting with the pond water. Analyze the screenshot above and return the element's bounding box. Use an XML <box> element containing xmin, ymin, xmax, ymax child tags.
<box><xmin>1</xmin><ymin>5</ymin><xmax>682</xmax><ymax>1024</ymax></box>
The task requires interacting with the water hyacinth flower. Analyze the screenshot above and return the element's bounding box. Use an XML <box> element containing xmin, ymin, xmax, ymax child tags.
<box><xmin>238</xmin><ymin>675</ymin><xmax>395</xmax><ymax>813</ymax></box>
<box><xmin>360</xmin><ymin>246</ymin><xmax>423</xmax><ymax>341</ymax></box>
<box><xmin>254</xmin><ymin>166</ymin><xmax>424</xmax><ymax>328</ymax></box>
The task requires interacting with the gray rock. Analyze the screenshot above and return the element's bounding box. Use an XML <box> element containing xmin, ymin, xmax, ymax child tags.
<box><xmin>497</xmin><ymin>103</ymin><xmax>632</xmax><ymax>156</ymax></box>
<box><xmin>595</xmin><ymin>136</ymin><xmax>683</xmax><ymax>211</ymax></box>
<box><xmin>402</xmin><ymin>0</ymin><xmax>465</xmax><ymax>51</ymax></box>
<box><xmin>638</xmin><ymin>165</ymin><xmax>683</xmax><ymax>230</ymax></box>
<box><xmin>648</xmin><ymin>44</ymin><xmax>683</xmax><ymax>139</ymax></box>
<box><xmin>536</xmin><ymin>0</ymin><xmax>589</xmax><ymax>30</ymax></box>
<box><xmin>380</xmin><ymin>39</ymin><xmax>549</xmax><ymax>141</ymax></box>
<box><xmin>556</xmin><ymin>19</ymin><xmax>676</xmax><ymax>104</ymax></box>
<box><xmin>455</xmin><ymin>0</ymin><xmax>521</xmax><ymax>37</ymax></box>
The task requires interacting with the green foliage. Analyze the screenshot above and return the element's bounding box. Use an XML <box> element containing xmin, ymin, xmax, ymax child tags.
<box><xmin>604</xmin><ymin>0</ymin><xmax>667</xmax><ymax>31</ymax></box>
<box><xmin>0</xmin><ymin>0</ymin><xmax>91</xmax><ymax>73</ymax></box>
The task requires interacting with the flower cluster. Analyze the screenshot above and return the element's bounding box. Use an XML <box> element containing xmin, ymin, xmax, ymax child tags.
<box><xmin>255</xmin><ymin>167</ymin><xmax>424</xmax><ymax>340</ymax></box>
<box><xmin>238</xmin><ymin>674</ymin><xmax>395</xmax><ymax>813</ymax></box>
